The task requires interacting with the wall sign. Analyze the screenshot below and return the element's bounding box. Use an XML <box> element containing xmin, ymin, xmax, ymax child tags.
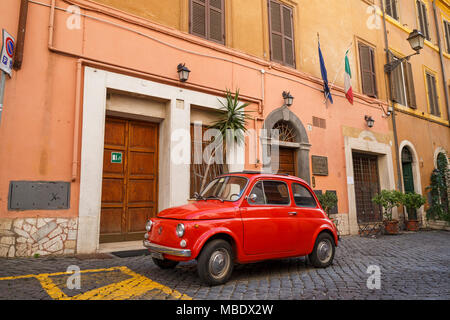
<box><xmin>0</xmin><ymin>29</ymin><xmax>15</xmax><ymax>76</ymax></box>
<box><xmin>111</xmin><ymin>152</ymin><xmax>122</xmax><ymax>164</ymax></box>
<box><xmin>311</xmin><ymin>156</ymin><xmax>328</xmax><ymax>176</ymax></box>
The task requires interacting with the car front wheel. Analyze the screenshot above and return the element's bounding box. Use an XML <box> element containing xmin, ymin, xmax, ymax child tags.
<box><xmin>197</xmin><ymin>239</ymin><xmax>234</xmax><ymax>285</ymax></box>
<box><xmin>309</xmin><ymin>233</ymin><xmax>335</xmax><ymax>268</ymax></box>
<box><xmin>152</xmin><ymin>257</ymin><xmax>179</xmax><ymax>269</ymax></box>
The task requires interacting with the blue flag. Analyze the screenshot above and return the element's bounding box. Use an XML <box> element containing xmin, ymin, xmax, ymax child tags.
<box><xmin>318</xmin><ymin>42</ymin><xmax>333</xmax><ymax>104</ymax></box>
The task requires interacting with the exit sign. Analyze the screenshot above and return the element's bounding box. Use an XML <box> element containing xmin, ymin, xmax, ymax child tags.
<box><xmin>111</xmin><ymin>152</ymin><xmax>122</xmax><ymax>164</ymax></box>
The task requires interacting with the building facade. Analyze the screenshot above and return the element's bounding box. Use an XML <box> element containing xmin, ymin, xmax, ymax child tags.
<box><xmin>0</xmin><ymin>0</ymin><xmax>448</xmax><ymax>257</ymax></box>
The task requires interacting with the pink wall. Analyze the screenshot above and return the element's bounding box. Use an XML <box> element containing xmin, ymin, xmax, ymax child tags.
<box><xmin>0</xmin><ymin>0</ymin><xmax>390</xmax><ymax>218</ymax></box>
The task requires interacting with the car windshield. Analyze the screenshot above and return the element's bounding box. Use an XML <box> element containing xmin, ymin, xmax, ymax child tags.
<box><xmin>200</xmin><ymin>176</ymin><xmax>248</xmax><ymax>201</ymax></box>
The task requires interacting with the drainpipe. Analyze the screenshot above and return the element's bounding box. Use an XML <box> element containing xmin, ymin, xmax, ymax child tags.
<box><xmin>380</xmin><ymin>0</ymin><xmax>403</xmax><ymax>192</ymax></box>
<box><xmin>13</xmin><ymin>0</ymin><xmax>29</xmax><ymax>70</ymax></box>
<box><xmin>432</xmin><ymin>0</ymin><xmax>450</xmax><ymax>120</ymax></box>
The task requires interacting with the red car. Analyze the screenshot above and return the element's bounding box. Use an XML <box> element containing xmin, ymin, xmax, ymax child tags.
<box><xmin>143</xmin><ymin>172</ymin><xmax>338</xmax><ymax>285</ymax></box>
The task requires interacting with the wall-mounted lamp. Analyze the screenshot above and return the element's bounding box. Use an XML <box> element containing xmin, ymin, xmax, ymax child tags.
<box><xmin>282</xmin><ymin>91</ymin><xmax>294</xmax><ymax>107</ymax></box>
<box><xmin>384</xmin><ymin>29</ymin><xmax>425</xmax><ymax>74</ymax></box>
<box><xmin>365</xmin><ymin>115</ymin><xmax>375</xmax><ymax>128</ymax></box>
<box><xmin>177</xmin><ymin>63</ymin><xmax>191</xmax><ymax>82</ymax></box>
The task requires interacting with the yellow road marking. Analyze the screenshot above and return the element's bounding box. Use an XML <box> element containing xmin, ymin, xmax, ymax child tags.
<box><xmin>0</xmin><ymin>266</ymin><xmax>192</xmax><ymax>300</ymax></box>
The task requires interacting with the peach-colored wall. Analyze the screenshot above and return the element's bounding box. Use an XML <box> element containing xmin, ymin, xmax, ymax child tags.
<box><xmin>0</xmin><ymin>0</ymin><xmax>394</xmax><ymax>221</ymax></box>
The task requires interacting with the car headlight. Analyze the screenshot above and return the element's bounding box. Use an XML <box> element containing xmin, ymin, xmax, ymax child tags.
<box><xmin>176</xmin><ymin>223</ymin><xmax>185</xmax><ymax>238</ymax></box>
<box><xmin>146</xmin><ymin>220</ymin><xmax>153</xmax><ymax>231</ymax></box>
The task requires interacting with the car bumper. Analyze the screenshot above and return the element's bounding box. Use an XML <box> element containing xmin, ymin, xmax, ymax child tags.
<box><xmin>143</xmin><ymin>240</ymin><xmax>191</xmax><ymax>258</ymax></box>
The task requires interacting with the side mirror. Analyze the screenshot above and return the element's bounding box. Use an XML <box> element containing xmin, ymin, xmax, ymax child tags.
<box><xmin>248</xmin><ymin>193</ymin><xmax>258</xmax><ymax>203</ymax></box>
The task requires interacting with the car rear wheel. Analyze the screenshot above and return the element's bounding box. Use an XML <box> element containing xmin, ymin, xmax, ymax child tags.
<box><xmin>197</xmin><ymin>239</ymin><xmax>234</xmax><ymax>286</ymax></box>
<box><xmin>309</xmin><ymin>233</ymin><xmax>335</xmax><ymax>268</ymax></box>
<box><xmin>152</xmin><ymin>257</ymin><xmax>179</xmax><ymax>269</ymax></box>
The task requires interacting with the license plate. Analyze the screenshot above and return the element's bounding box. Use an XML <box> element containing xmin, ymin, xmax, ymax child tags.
<box><xmin>151</xmin><ymin>251</ymin><xmax>163</xmax><ymax>260</ymax></box>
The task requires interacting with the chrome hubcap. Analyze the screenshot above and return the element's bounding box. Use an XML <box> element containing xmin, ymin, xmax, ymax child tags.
<box><xmin>209</xmin><ymin>249</ymin><xmax>230</xmax><ymax>279</ymax></box>
<box><xmin>317</xmin><ymin>239</ymin><xmax>332</xmax><ymax>263</ymax></box>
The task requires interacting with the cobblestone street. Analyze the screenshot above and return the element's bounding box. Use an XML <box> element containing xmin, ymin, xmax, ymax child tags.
<box><xmin>0</xmin><ymin>231</ymin><xmax>448</xmax><ymax>300</ymax></box>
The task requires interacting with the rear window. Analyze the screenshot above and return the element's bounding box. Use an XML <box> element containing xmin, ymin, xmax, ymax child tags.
<box><xmin>292</xmin><ymin>183</ymin><xmax>317</xmax><ymax>207</ymax></box>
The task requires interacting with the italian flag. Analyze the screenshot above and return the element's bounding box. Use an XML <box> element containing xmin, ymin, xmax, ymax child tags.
<box><xmin>344</xmin><ymin>50</ymin><xmax>353</xmax><ymax>105</ymax></box>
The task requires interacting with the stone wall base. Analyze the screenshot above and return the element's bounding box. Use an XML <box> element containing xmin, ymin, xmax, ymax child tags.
<box><xmin>0</xmin><ymin>218</ymin><xmax>78</xmax><ymax>257</ymax></box>
<box><xmin>426</xmin><ymin>220</ymin><xmax>450</xmax><ymax>231</ymax></box>
<box><xmin>330</xmin><ymin>213</ymin><xmax>350</xmax><ymax>236</ymax></box>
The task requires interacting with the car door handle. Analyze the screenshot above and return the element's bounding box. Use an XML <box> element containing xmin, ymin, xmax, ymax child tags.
<box><xmin>288</xmin><ymin>211</ymin><xmax>298</xmax><ymax>216</ymax></box>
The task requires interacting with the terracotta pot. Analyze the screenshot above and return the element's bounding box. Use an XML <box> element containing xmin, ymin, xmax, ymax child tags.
<box><xmin>384</xmin><ymin>220</ymin><xmax>399</xmax><ymax>235</ymax></box>
<box><xmin>406</xmin><ymin>220</ymin><xmax>419</xmax><ymax>232</ymax></box>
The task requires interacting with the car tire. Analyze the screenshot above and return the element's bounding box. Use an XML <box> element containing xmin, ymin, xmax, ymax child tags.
<box><xmin>308</xmin><ymin>232</ymin><xmax>335</xmax><ymax>268</ymax></box>
<box><xmin>152</xmin><ymin>257</ymin><xmax>179</xmax><ymax>269</ymax></box>
<box><xmin>197</xmin><ymin>239</ymin><xmax>234</xmax><ymax>286</ymax></box>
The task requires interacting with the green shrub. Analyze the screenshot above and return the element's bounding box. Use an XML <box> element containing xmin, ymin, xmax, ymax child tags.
<box><xmin>317</xmin><ymin>191</ymin><xmax>338</xmax><ymax>217</ymax></box>
<box><xmin>372</xmin><ymin>190</ymin><xmax>403</xmax><ymax>221</ymax></box>
<box><xmin>401</xmin><ymin>192</ymin><xmax>426</xmax><ymax>220</ymax></box>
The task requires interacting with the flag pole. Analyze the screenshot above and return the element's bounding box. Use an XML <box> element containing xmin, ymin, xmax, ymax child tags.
<box><xmin>323</xmin><ymin>41</ymin><xmax>353</xmax><ymax>104</ymax></box>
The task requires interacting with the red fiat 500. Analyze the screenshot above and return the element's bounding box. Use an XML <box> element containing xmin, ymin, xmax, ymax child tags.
<box><xmin>143</xmin><ymin>172</ymin><xmax>338</xmax><ymax>285</ymax></box>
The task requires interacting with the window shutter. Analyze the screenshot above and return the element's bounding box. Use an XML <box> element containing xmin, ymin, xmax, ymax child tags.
<box><xmin>208</xmin><ymin>0</ymin><xmax>224</xmax><ymax>44</ymax></box>
<box><xmin>385</xmin><ymin>0</ymin><xmax>398</xmax><ymax>20</ymax></box>
<box><xmin>426</xmin><ymin>73</ymin><xmax>440</xmax><ymax>116</ymax></box>
<box><xmin>385</xmin><ymin>0</ymin><xmax>393</xmax><ymax>17</ymax></box>
<box><xmin>359</xmin><ymin>43</ymin><xmax>377</xmax><ymax>98</ymax></box>
<box><xmin>430</xmin><ymin>75</ymin><xmax>440</xmax><ymax>116</ymax></box>
<box><xmin>190</xmin><ymin>0</ymin><xmax>224</xmax><ymax>44</ymax></box>
<box><xmin>283</xmin><ymin>6</ymin><xmax>295</xmax><ymax>67</ymax></box>
<box><xmin>444</xmin><ymin>21</ymin><xmax>450</xmax><ymax>53</ymax></box>
<box><xmin>269</xmin><ymin>1</ymin><xmax>283</xmax><ymax>63</ymax></box>
<box><xmin>268</xmin><ymin>0</ymin><xmax>295</xmax><ymax>67</ymax></box>
<box><xmin>417</xmin><ymin>1</ymin><xmax>430</xmax><ymax>40</ymax></box>
<box><xmin>405</xmin><ymin>62</ymin><xmax>417</xmax><ymax>109</ymax></box>
<box><xmin>191</xmin><ymin>0</ymin><xmax>207</xmax><ymax>37</ymax></box>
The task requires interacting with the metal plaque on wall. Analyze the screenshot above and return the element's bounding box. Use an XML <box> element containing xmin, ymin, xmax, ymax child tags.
<box><xmin>312</xmin><ymin>156</ymin><xmax>329</xmax><ymax>176</ymax></box>
<box><xmin>8</xmin><ymin>181</ymin><xmax>70</xmax><ymax>211</ymax></box>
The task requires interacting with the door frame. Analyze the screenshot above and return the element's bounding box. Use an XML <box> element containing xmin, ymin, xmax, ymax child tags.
<box><xmin>344</xmin><ymin>130</ymin><xmax>396</xmax><ymax>235</ymax></box>
<box><xmin>399</xmin><ymin>140</ymin><xmax>424</xmax><ymax>223</ymax></box>
<box><xmin>77</xmin><ymin>67</ymin><xmax>241</xmax><ymax>254</ymax></box>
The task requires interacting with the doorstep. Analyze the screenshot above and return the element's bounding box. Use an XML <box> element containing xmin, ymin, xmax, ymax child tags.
<box><xmin>98</xmin><ymin>240</ymin><xmax>145</xmax><ymax>254</ymax></box>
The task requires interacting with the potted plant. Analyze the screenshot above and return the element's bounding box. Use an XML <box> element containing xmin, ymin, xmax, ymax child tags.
<box><xmin>372</xmin><ymin>190</ymin><xmax>403</xmax><ymax>235</ymax></box>
<box><xmin>401</xmin><ymin>192</ymin><xmax>426</xmax><ymax>231</ymax></box>
<box><xmin>317</xmin><ymin>191</ymin><xmax>338</xmax><ymax>221</ymax></box>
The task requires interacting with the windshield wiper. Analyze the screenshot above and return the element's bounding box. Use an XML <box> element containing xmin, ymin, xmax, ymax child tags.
<box><xmin>205</xmin><ymin>196</ymin><xmax>224</xmax><ymax>203</ymax></box>
<box><xmin>193</xmin><ymin>192</ymin><xmax>206</xmax><ymax>201</ymax></box>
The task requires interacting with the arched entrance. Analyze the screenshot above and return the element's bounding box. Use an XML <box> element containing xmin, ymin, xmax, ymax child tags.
<box><xmin>263</xmin><ymin>106</ymin><xmax>311</xmax><ymax>183</ymax></box>
<box><xmin>401</xmin><ymin>147</ymin><xmax>415</xmax><ymax>194</ymax></box>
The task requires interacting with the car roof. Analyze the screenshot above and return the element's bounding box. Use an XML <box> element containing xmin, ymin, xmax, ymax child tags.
<box><xmin>219</xmin><ymin>171</ymin><xmax>310</xmax><ymax>185</ymax></box>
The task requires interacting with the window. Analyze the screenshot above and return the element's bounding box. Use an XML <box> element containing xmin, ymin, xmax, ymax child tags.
<box><xmin>444</xmin><ymin>20</ymin><xmax>450</xmax><ymax>54</ymax></box>
<box><xmin>385</xmin><ymin>0</ymin><xmax>399</xmax><ymax>20</ymax></box>
<box><xmin>200</xmin><ymin>176</ymin><xmax>248</xmax><ymax>201</ymax></box>
<box><xmin>249</xmin><ymin>180</ymin><xmax>290</xmax><ymax>205</ymax></box>
<box><xmin>190</xmin><ymin>0</ymin><xmax>225</xmax><ymax>44</ymax></box>
<box><xmin>358</xmin><ymin>42</ymin><xmax>378</xmax><ymax>98</ymax></box>
<box><xmin>292</xmin><ymin>183</ymin><xmax>317</xmax><ymax>208</ymax></box>
<box><xmin>391</xmin><ymin>56</ymin><xmax>417</xmax><ymax>108</ymax></box>
<box><xmin>268</xmin><ymin>0</ymin><xmax>295</xmax><ymax>67</ymax></box>
<box><xmin>425</xmin><ymin>71</ymin><xmax>440</xmax><ymax>117</ymax></box>
<box><xmin>417</xmin><ymin>0</ymin><xmax>430</xmax><ymax>40</ymax></box>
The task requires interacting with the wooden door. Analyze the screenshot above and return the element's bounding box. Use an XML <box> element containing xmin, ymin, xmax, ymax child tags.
<box><xmin>353</xmin><ymin>153</ymin><xmax>382</xmax><ymax>223</ymax></box>
<box><xmin>100</xmin><ymin>117</ymin><xmax>159</xmax><ymax>243</ymax></box>
<box><xmin>275</xmin><ymin>147</ymin><xmax>296</xmax><ymax>176</ymax></box>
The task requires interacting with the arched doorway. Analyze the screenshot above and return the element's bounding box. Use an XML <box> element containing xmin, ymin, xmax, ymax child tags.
<box><xmin>272</xmin><ymin>120</ymin><xmax>297</xmax><ymax>176</ymax></box>
<box><xmin>401</xmin><ymin>147</ymin><xmax>415</xmax><ymax>194</ymax></box>
<box><xmin>263</xmin><ymin>107</ymin><xmax>311</xmax><ymax>183</ymax></box>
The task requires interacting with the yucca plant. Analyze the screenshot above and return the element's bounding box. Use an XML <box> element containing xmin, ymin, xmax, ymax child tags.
<box><xmin>200</xmin><ymin>89</ymin><xmax>253</xmax><ymax>191</ymax></box>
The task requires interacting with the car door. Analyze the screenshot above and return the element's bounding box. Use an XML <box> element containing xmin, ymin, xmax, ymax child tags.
<box><xmin>291</xmin><ymin>182</ymin><xmax>322</xmax><ymax>255</ymax></box>
<box><xmin>241</xmin><ymin>179</ymin><xmax>298</xmax><ymax>255</ymax></box>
